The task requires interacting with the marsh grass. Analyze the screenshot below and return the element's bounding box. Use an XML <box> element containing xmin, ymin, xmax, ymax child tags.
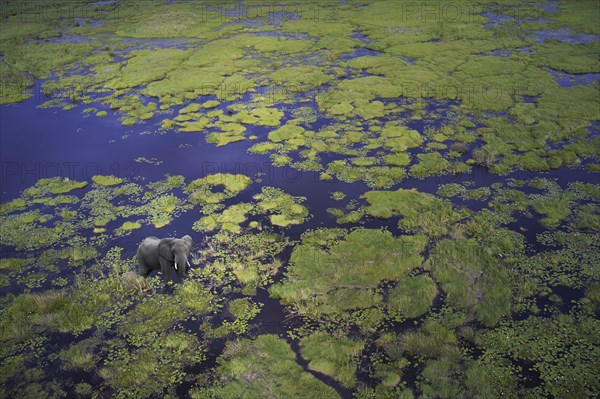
<box><xmin>399</xmin><ymin>323</ymin><xmax>457</xmax><ymax>359</ymax></box>
<box><xmin>175</xmin><ymin>280</ymin><xmax>214</xmax><ymax>312</ymax></box>
<box><xmin>59</xmin><ymin>337</ymin><xmax>99</xmax><ymax>371</ymax></box>
<box><xmin>117</xmin><ymin>221</ymin><xmax>142</xmax><ymax>233</ymax></box>
<box><xmin>0</xmin><ymin>288</ymin><xmax>98</xmax><ymax>342</ymax></box>
<box><xmin>91</xmin><ymin>175</ymin><xmax>123</xmax><ymax>187</ymax></box>
<box><xmin>363</xmin><ymin>188</ymin><xmax>469</xmax><ymax>237</ymax></box>
<box><xmin>31</xmin><ymin>291</ymin><xmax>67</xmax><ymax>314</ymax></box>
<box><xmin>300</xmin><ymin>331</ymin><xmax>364</xmax><ymax>388</ymax></box>
<box><xmin>186</xmin><ymin>173</ymin><xmax>252</xmax><ymax>204</ymax></box>
<box><xmin>425</xmin><ymin>239</ymin><xmax>511</xmax><ymax>326</ymax></box>
<box><xmin>119</xmin><ymin>271</ymin><xmax>148</xmax><ymax>294</ymax></box>
<box><xmin>271</xmin><ymin>229</ymin><xmax>427</xmax><ymax>329</ymax></box>
<box><xmin>203</xmin><ymin>335</ymin><xmax>340</xmax><ymax>399</ymax></box>
<box><xmin>101</xmin><ymin>332</ymin><xmax>204</xmax><ymax>398</ymax></box>
<box><xmin>31</xmin><ymin>177</ymin><xmax>88</xmax><ymax>195</ymax></box>
<box><xmin>0</xmin><ymin>257</ymin><xmax>30</xmax><ymax>275</ymax></box>
<box><xmin>387</xmin><ymin>275</ymin><xmax>437</xmax><ymax>320</ymax></box>
<box><xmin>0</xmin><ymin>198</ymin><xmax>27</xmax><ymax>214</ymax></box>
<box><xmin>531</xmin><ymin>192</ymin><xmax>574</xmax><ymax>228</ymax></box>
<box><xmin>477</xmin><ymin>314</ymin><xmax>599</xmax><ymax>398</ymax></box>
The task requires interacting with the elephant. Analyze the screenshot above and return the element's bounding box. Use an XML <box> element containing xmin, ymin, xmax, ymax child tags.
<box><xmin>137</xmin><ymin>235</ymin><xmax>193</xmax><ymax>284</ymax></box>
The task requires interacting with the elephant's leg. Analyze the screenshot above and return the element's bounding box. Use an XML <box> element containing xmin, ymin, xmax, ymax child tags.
<box><xmin>137</xmin><ymin>254</ymin><xmax>152</xmax><ymax>278</ymax></box>
<box><xmin>176</xmin><ymin>262</ymin><xmax>187</xmax><ymax>283</ymax></box>
<box><xmin>139</xmin><ymin>263</ymin><xmax>151</xmax><ymax>277</ymax></box>
<box><xmin>158</xmin><ymin>257</ymin><xmax>173</xmax><ymax>285</ymax></box>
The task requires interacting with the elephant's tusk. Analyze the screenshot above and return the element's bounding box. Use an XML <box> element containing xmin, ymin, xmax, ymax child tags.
<box><xmin>187</xmin><ymin>260</ymin><xmax>191</xmax><ymax>268</ymax></box>
<box><xmin>174</xmin><ymin>262</ymin><xmax>178</xmax><ymax>270</ymax></box>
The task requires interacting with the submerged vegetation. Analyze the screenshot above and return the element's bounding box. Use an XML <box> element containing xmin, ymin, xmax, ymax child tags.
<box><xmin>1</xmin><ymin>0</ymin><xmax>599</xmax><ymax>398</ymax></box>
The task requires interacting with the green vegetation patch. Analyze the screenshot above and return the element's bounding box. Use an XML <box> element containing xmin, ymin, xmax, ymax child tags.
<box><xmin>363</xmin><ymin>188</ymin><xmax>469</xmax><ymax>237</ymax></box>
<box><xmin>425</xmin><ymin>239</ymin><xmax>511</xmax><ymax>326</ymax></box>
<box><xmin>532</xmin><ymin>42</ymin><xmax>600</xmax><ymax>74</ymax></box>
<box><xmin>0</xmin><ymin>198</ymin><xmax>27</xmax><ymax>214</ymax></box>
<box><xmin>192</xmin><ymin>186</ymin><xmax>309</xmax><ymax>233</ymax></box>
<box><xmin>255</xmin><ymin>186</ymin><xmax>309</xmax><ymax>228</ymax></box>
<box><xmin>186</xmin><ymin>173</ymin><xmax>252</xmax><ymax>204</ymax></box>
<box><xmin>271</xmin><ymin>229</ymin><xmax>427</xmax><ymax>329</ymax></box>
<box><xmin>29</xmin><ymin>177</ymin><xmax>88</xmax><ymax>195</ymax></box>
<box><xmin>300</xmin><ymin>331</ymin><xmax>364</xmax><ymax>388</ymax></box>
<box><xmin>117</xmin><ymin>221</ymin><xmax>142</xmax><ymax>232</ymax></box>
<box><xmin>91</xmin><ymin>175</ymin><xmax>124</xmax><ymax>187</ymax></box>
<box><xmin>203</xmin><ymin>335</ymin><xmax>339</xmax><ymax>399</ymax></box>
<box><xmin>270</xmin><ymin>65</ymin><xmax>332</xmax><ymax>90</ymax></box>
<box><xmin>201</xmin><ymin>231</ymin><xmax>289</xmax><ymax>294</ymax></box>
<box><xmin>194</xmin><ymin>203</ymin><xmax>253</xmax><ymax>233</ymax></box>
<box><xmin>268</xmin><ymin>124</ymin><xmax>306</xmax><ymax>143</ymax></box>
<box><xmin>388</xmin><ymin>274</ymin><xmax>438</xmax><ymax>320</ymax></box>
<box><xmin>477</xmin><ymin>314</ymin><xmax>600</xmax><ymax>398</ymax></box>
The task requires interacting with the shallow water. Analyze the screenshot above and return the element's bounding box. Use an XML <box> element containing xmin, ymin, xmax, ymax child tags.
<box><xmin>545</xmin><ymin>67</ymin><xmax>600</xmax><ymax>87</ymax></box>
<box><xmin>531</xmin><ymin>27</ymin><xmax>600</xmax><ymax>44</ymax></box>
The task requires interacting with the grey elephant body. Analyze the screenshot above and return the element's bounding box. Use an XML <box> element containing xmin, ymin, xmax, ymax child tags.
<box><xmin>137</xmin><ymin>235</ymin><xmax>193</xmax><ymax>284</ymax></box>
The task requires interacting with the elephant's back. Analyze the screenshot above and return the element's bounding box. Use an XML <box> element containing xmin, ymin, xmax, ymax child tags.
<box><xmin>137</xmin><ymin>236</ymin><xmax>160</xmax><ymax>257</ymax></box>
<box><xmin>137</xmin><ymin>237</ymin><xmax>161</xmax><ymax>268</ymax></box>
<box><xmin>140</xmin><ymin>236</ymin><xmax>160</xmax><ymax>247</ymax></box>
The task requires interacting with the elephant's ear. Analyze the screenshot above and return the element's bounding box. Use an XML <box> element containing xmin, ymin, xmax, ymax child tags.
<box><xmin>182</xmin><ymin>235</ymin><xmax>193</xmax><ymax>252</ymax></box>
<box><xmin>158</xmin><ymin>239</ymin><xmax>174</xmax><ymax>261</ymax></box>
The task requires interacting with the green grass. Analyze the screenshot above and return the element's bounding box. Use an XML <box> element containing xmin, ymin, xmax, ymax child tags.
<box><xmin>270</xmin><ymin>65</ymin><xmax>332</xmax><ymax>90</ymax></box>
<box><xmin>100</xmin><ymin>332</ymin><xmax>204</xmax><ymax>398</ymax></box>
<box><xmin>532</xmin><ymin>42</ymin><xmax>599</xmax><ymax>73</ymax></box>
<box><xmin>92</xmin><ymin>175</ymin><xmax>123</xmax><ymax>187</ymax></box>
<box><xmin>477</xmin><ymin>314</ymin><xmax>600</xmax><ymax>398</ymax></box>
<box><xmin>425</xmin><ymin>239</ymin><xmax>511</xmax><ymax>326</ymax></box>
<box><xmin>31</xmin><ymin>177</ymin><xmax>88</xmax><ymax>195</ymax></box>
<box><xmin>399</xmin><ymin>321</ymin><xmax>458</xmax><ymax>358</ymax></box>
<box><xmin>268</xmin><ymin>124</ymin><xmax>306</xmax><ymax>143</ymax></box>
<box><xmin>145</xmin><ymin>194</ymin><xmax>180</xmax><ymax>228</ymax></box>
<box><xmin>191</xmin><ymin>185</ymin><xmax>308</xmax><ymax>232</ymax></box>
<box><xmin>186</xmin><ymin>173</ymin><xmax>252</xmax><ymax>204</ymax></box>
<box><xmin>409</xmin><ymin>152</ymin><xmax>451</xmax><ymax>178</ymax></box>
<box><xmin>32</xmin><ymin>195</ymin><xmax>78</xmax><ymax>207</ymax></box>
<box><xmin>388</xmin><ymin>275</ymin><xmax>438</xmax><ymax>320</ymax></box>
<box><xmin>531</xmin><ymin>193</ymin><xmax>574</xmax><ymax>228</ymax></box>
<box><xmin>202</xmin><ymin>335</ymin><xmax>340</xmax><ymax>399</ymax></box>
<box><xmin>362</xmin><ymin>188</ymin><xmax>469</xmax><ymax>237</ymax></box>
<box><xmin>0</xmin><ymin>198</ymin><xmax>27</xmax><ymax>214</ymax></box>
<box><xmin>271</xmin><ymin>229</ymin><xmax>427</xmax><ymax>329</ymax></box>
<box><xmin>194</xmin><ymin>203</ymin><xmax>253</xmax><ymax>233</ymax></box>
<box><xmin>117</xmin><ymin>221</ymin><xmax>142</xmax><ymax>232</ymax></box>
<box><xmin>300</xmin><ymin>331</ymin><xmax>364</xmax><ymax>388</ymax></box>
<box><xmin>0</xmin><ymin>290</ymin><xmax>95</xmax><ymax>342</ymax></box>
<box><xmin>0</xmin><ymin>258</ymin><xmax>30</xmax><ymax>273</ymax></box>
<box><xmin>1</xmin><ymin>2</ymin><xmax>599</xmax><ymax>397</ymax></box>
<box><xmin>59</xmin><ymin>337</ymin><xmax>99</xmax><ymax>371</ymax></box>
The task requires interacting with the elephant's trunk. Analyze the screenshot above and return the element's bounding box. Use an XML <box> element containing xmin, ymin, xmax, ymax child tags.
<box><xmin>175</xmin><ymin>254</ymin><xmax>188</xmax><ymax>278</ymax></box>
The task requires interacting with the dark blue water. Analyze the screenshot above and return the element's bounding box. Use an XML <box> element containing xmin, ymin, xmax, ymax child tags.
<box><xmin>541</xmin><ymin>1</ymin><xmax>559</xmax><ymax>13</ymax></box>
<box><xmin>351</xmin><ymin>30</ymin><xmax>372</xmax><ymax>44</ymax></box>
<box><xmin>531</xmin><ymin>27</ymin><xmax>600</xmax><ymax>44</ymax></box>
<box><xmin>545</xmin><ymin>68</ymin><xmax>600</xmax><ymax>87</ymax></box>
<box><xmin>340</xmin><ymin>47</ymin><xmax>381</xmax><ymax>61</ymax></box>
